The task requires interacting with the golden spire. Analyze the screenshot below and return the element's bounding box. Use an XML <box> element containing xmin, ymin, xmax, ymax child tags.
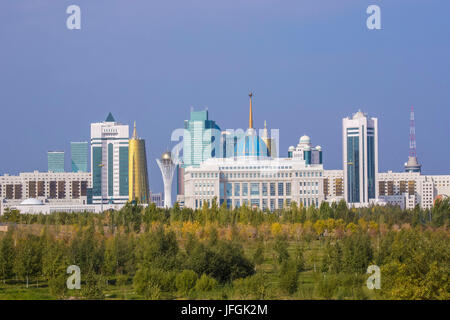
<box><xmin>249</xmin><ymin>92</ymin><xmax>253</xmax><ymax>129</ymax></box>
<box><xmin>132</xmin><ymin>121</ymin><xmax>138</xmax><ymax>139</ymax></box>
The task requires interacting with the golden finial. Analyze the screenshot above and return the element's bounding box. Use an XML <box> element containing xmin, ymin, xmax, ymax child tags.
<box><xmin>132</xmin><ymin>121</ymin><xmax>138</xmax><ymax>139</ymax></box>
<box><xmin>249</xmin><ymin>92</ymin><xmax>253</xmax><ymax>129</ymax></box>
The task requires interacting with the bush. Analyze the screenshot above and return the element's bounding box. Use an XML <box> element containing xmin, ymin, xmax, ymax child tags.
<box><xmin>233</xmin><ymin>273</ymin><xmax>272</xmax><ymax>299</ymax></box>
<box><xmin>273</xmin><ymin>235</ymin><xmax>289</xmax><ymax>264</ymax></box>
<box><xmin>48</xmin><ymin>273</ymin><xmax>67</xmax><ymax>299</ymax></box>
<box><xmin>175</xmin><ymin>270</ymin><xmax>198</xmax><ymax>294</ymax></box>
<box><xmin>81</xmin><ymin>272</ymin><xmax>105</xmax><ymax>300</ymax></box>
<box><xmin>133</xmin><ymin>267</ymin><xmax>177</xmax><ymax>298</ymax></box>
<box><xmin>184</xmin><ymin>238</ymin><xmax>255</xmax><ymax>283</ymax></box>
<box><xmin>279</xmin><ymin>261</ymin><xmax>299</xmax><ymax>295</ymax></box>
<box><xmin>315</xmin><ymin>275</ymin><xmax>338</xmax><ymax>299</ymax></box>
<box><xmin>195</xmin><ymin>274</ymin><xmax>218</xmax><ymax>292</ymax></box>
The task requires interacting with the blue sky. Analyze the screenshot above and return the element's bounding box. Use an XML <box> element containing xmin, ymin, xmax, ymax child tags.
<box><xmin>0</xmin><ymin>0</ymin><xmax>449</xmax><ymax>194</ymax></box>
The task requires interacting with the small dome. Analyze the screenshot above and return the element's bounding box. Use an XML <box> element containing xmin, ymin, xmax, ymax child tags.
<box><xmin>299</xmin><ymin>135</ymin><xmax>311</xmax><ymax>144</ymax></box>
<box><xmin>316</xmin><ymin>145</ymin><xmax>322</xmax><ymax>151</ymax></box>
<box><xmin>161</xmin><ymin>151</ymin><xmax>172</xmax><ymax>160</ymax></box>
<box><xmin>288</xmin><ymin>146</ymin><xmax>295</xmax><ymax>151</ymax></box>
<box><xmin>20</xmin><ymin>198</ymin><xmax>43</xmax><ymax>205</ymax></box>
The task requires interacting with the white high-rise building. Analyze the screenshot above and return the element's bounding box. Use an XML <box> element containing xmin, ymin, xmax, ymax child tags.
<box><xmin>343</xmin><ymin>111</ymin><xmax>378</xmax><ymax>205</ymax></box>
<box><xmin>90</xmin><ymin>113</ymin><xmax>129</xmax><ymax>204</ymax></box>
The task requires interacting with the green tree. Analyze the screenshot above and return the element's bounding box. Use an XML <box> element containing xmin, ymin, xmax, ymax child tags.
<box><xmin>341</xmin><ymin>232</ymin><xmax>373</xmax><ymax>274</ymax></box>
<box><xmin>273</xmin><ymin>235</ymin><xmax>289</xmax><ymax>264</ymax></box>
<box><xmin>175</xmin><ymin>270</ymin><xmax>198</xmax><ymax>295</ymax></box>
<box><xmin>195</xmin><ymin>274</ymin><xmax>218</xmax><ymax>292</ymax></box>
<box><xmin>14</xmin><ymin>234</ymin><xmax>42</xmax><ymax>288</ymax></box>
<box><xmin>135</xmin><ymin>226</ymin><xmax>180</xmax><ymax>270</ymax></box>
<box><xmin>184</xmin><ymin>238</ymin><xmax>254</xmax><ymax>283</ymax></box>
<box><xmin>81</xmin><ymin>272</ymin><xmax>105</xmax><ymax>300</ymax></box>
<box><xmin>233</xmin><ymin>273</ymin><xmax>272</xmax><ymax>299</ymax></box>
<box><xmin>48</xmin><ymin>273</ymin><xmax>67</xmax><ymax>299</ymax></box>
<box><xmin>279</xmin><ymin>260</ymin><xmax>299</xmax><ymax>295</ymax></box>
<box><xmin>0</xmin><ymin>231</ymin><xmax>15</xmax><ymax>283</ymax></box>
<box><xmin>252</xmin><ymin>241</ymin><xmax>265</xmax><ymax>269</ymax></box>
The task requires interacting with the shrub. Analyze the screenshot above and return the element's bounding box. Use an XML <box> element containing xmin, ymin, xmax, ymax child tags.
<box><xmin>233</xmin><ymin>273</ymin><xmax>272</xmax><ymax>299</ymax></box>
<box><xmin>81</xmin><ymin>272</ymin><xmax>105</xmax><ymax>300</ymax></box>
<box><xmin>184</xmin><ymin>239</ymin><xmax>255</xmax><ymax>283</ymax></box>
<box><xmin>273</xmin><ymin>235</ymin><xmax>289</xmax><ymax>264</ymax></box>
<box><xmin>315</xmin><ymin>275</ymin><xmax>338</xmax><ymax>299</ymax></box>
<box><xmin>133</xmin><ymin>267</ymin><xmax>176</xmax><ymax>298</ymax></box>
<box><xmin>279</xmin><ymin>261</ymin><xmax>299</xmax><ymax>295</ymax></box>
<box><xmin>175</xmin><ymin>270</ymin><xmax>198</xmax><ymax>294</ymax></box>
<box><xmin>195</xmin><ymin>274</ymin><xmax>218</xmax><ymax>292</ymax></box>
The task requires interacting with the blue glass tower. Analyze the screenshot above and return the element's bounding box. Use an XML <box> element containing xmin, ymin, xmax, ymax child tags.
<box><xmin>48</xmin><ymin>151</ymin><xmax>65</xmax><ymax>172</ymax></box>
<box><xmin>183</xmin><ymin>109</ymin><xmax>221</xmax><ymax>167</ymax></box>
<box><xmin>71</xmin><ymin>142</ymin><xmax>88</xmax><ymax>172</ymax></box>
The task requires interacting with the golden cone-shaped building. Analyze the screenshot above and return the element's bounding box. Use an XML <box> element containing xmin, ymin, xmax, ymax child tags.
<box><xmin>129</xmin><ymin>122</ymin><xmax>150</xmax><ymax>204</ymax></box>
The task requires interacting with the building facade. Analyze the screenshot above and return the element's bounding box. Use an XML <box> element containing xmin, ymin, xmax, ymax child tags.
<box><xmin>90</xmin><ymin>113</ymin><xmax>129</xmax><ymax>204</ymax></box>
<box><xmin>150</xmin><ymin>192</ymin><xmax>164</xmax><ymax>207</ymax></box>
<box><xmin>71</xmin><ymin>142</ymin><xmax>88</xmax><ymax>172</ymax></box>
<box><xmin>343</xmin><ymin>111</ymin><xmax>378</xmax><ymax>205</ymax></box>
<box><xmin>377</xmin><ymin>171</ymin><xmax>450</xmax><ymax>209</ymax></box>
<box><xmin>48</xmin><ymin>151</ymin><xmax>65</xmax><ymax>173</ymax></box>
<box><xmin>184</xmin><ymin>156</ymin><xmax>325</xmax><ymax>211</ymax></box>
<box><xmin>323</xmin><ymin>169</ymin><xmax>344</xmax><ymax>202</ymax></box>
<box><xmin>0</xmin><ymin>171</ymin><xmax>92</xmax><ymax>214</ymax></box>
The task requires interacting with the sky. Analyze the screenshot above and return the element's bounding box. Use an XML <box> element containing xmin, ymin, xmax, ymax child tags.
<box><xmin>0</xmin><ymin>0</ymin><xmax>449</xmax><ymax>194</ymax></box>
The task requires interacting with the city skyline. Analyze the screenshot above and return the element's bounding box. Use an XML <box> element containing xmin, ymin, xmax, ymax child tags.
<box><xmin>0</xmin><ymin>103</ymin><xmax>447</xmax><ymax>196</ymax></box>
<box><xmin>1</xmin><ymin>1</ymin><xmax>449</xmax><ymax>195</ymax></box>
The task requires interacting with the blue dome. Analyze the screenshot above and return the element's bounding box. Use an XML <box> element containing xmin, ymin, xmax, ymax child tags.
<box><xmin>236</xmin><ymin>130</ymin><xmax>269</xmax><ymax>158</ymax></box>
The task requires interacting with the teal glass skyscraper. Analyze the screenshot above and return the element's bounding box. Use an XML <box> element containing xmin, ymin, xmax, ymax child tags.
<box><xmin>71</xmin><ymin>142</ymin><xmax>88</xmax><ymax>172</ymax></box>
<box><xmin>183</xmin><ymin>109</ymin><xmax>221</xmax><ymax>167</ymax></box>
<box><xmin>48</xmin><ymin>151</ymin><xmax>65</xmax><ymax>172</ymax></box>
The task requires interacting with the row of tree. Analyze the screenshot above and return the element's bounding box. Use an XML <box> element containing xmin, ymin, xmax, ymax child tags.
<box><xmin>1</xmin><ymin>198</ymin><xmax>448</xmax><ymax>230</ymax></box>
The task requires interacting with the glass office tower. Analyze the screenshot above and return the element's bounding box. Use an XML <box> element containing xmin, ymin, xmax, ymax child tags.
<box><xmin>48</xmin><ymin>151</ymin><xmax>65</xmax><ymax>172</ymax></box>
<box><xmin>183</xmin><ymin>109</ymin><xmax>221</xmax><ymax>168</ymax></box>
<box><xmin>71</xmin><ymin>142</ymin><xmax>88</xmax><ymax>172</ymax></box>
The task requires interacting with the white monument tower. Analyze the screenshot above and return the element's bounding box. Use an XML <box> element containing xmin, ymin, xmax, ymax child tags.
<box><xmin>156</xmin><ymin>151</ymin><xmax>176</xmax><ymax>208</ymax></box>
